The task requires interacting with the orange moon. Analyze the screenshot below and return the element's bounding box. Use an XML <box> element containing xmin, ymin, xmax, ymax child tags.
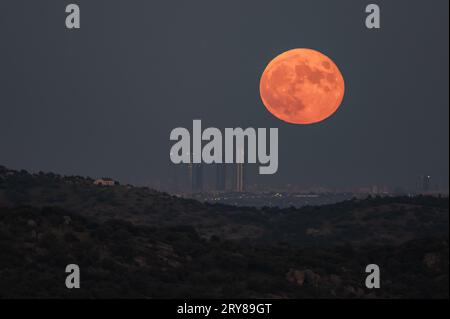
<box><xmin>260</xmin><ymin>48</ymin><xmax>345</xmax><ymax>125</ymax></box>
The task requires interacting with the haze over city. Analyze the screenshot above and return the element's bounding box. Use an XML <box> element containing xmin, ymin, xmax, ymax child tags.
<box><xmin>0</xmin><ymin>0</ymin><xmax>448</xmax><ymax>193</ymax></box>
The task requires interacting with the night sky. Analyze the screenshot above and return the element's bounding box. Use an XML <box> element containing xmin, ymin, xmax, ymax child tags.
<box><xmin>0</xmin><ymin>0</ymin><xmax>448</xmax><ymax>190</ymax></box>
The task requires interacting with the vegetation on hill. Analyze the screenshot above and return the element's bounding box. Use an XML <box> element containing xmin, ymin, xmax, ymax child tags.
<box><xmin>1</xmin><ymin>166</ymin><xmax>448</xmax><ymax>246</ymax></box>
<box><xmin>0</xmin><ymin>205</ymin><xmax>448</xmax><ymax>298</ymax></box>
<box><xmin>0</xmin><ymin>165</ymin><xmax>448</xmax><ymax>298</ymax></box>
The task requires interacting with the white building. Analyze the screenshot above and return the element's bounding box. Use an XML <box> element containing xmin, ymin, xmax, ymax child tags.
<box><xmin>93</xmin><ymin>178</ymin><xmax>117</xmax><ymax>186</ymax></box>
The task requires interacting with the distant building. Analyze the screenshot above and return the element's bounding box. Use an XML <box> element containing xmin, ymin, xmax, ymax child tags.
<box><xmin>191</xmin><ymin>164</ymin><xmax>203</xmax><ymax>192</ymax></box>
<box><xmin>371</xmin><ymin>185</ymin><xmax>379</xmax><ymax>195</ymax></box>
<box><xmin>94</xmin><ymin>178</ymin><xmax>117</xmax><ymax>186</ymax></box>
<box><xmin>417</xmin><ymin>175</ymin><xmax>431</xmax><ymax>192</ymax></box>
<box><xmin>216</xmin><ymin>164</ymin><xmax>226</xmax><ymax>191</ymax></box>
<box><xmin>235</xmin><ymin>163</ymin><xmax>245</xmax><ymax>192</ymax></box>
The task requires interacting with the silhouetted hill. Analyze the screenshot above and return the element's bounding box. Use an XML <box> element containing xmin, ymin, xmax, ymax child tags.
<box><xmin>0</xmin><ymin>205</ymin><xmax>448</xmax><ymax>298</ymax></box>
<box><xmin>0</xmin><ymin>165</ymin><xmax>448</xmax><ymax>298</ymax></box>
<box><xmin>1</xmin><ymin>165</ymin><xmax>448</xmax><ymax>247</ymax></box>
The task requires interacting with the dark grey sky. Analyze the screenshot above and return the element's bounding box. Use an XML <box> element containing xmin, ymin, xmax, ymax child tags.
<box><xmin>0</xmin><ymin>0</ymin><xmax>448</xmax><ymax>189</ymax></box>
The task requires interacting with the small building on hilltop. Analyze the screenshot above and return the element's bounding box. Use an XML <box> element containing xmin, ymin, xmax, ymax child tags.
<box><xmin>93</xmin><ymin>178</ymin><xmax>117</xmax><ymax>186</ymax></box>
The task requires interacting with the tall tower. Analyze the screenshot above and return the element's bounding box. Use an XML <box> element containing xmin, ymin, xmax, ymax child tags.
<box><xmin>216</xmin><ymin>164</ymin><xmax>226</xmax><ymax>192</ymax></box>
<box><xmin>187</xmin><ymin>163</ymin><xmax>193</xmax><ymax>192</ymax></box>
<box><xmin>417</xmin><ymin>175</ymin><xmax>431</xmax><ymax>192</ymax></box>
<box><xmin>191</xmin><ymin>163</ymin><xmax>203</xmax><ymax>192</ymax></box>
<box><xmin>236</xmin><ymin>163</ymin><xmax>245</xmax><ymax>192</ymax></box>
<box><xmin>235</xmin><ymin>147</ymin><xmax>245</xmax><ymax>192</ymax></box>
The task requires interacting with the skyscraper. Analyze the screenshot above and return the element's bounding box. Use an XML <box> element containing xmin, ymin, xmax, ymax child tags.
<box><xmin>187</xmin><ymin>163</ymin><xmax>193</xmax><ymax>192</ymax></box>
<box><xmin>216</xmin><ymin>164</ymin><xmax>226</xmax><ymax>192</ymax></box>
<box><xmin>236</xmin><ymin>163</ymin><xmax>245</xmax><ymax>192</ymax></box>
<box><xmin>191</xmin><ymin>163</ymin><xmax>203</xmax><ymax>192</ymax></box>
<box><xmin>233</xmin><ymin>147</ymin><xmax>246</xmax><ymax>192</ymax></box>
<box><xmin>417</xmin><ymin>175</ymin><xmax>431</xmax><ymax>192</ymax></box>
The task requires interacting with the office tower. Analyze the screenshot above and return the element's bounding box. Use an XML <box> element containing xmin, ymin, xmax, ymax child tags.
<box><xmin>236</xmin><ymin>163</ymin><xmax>245</xmax><ymax>192</ymax></box>
<box><xmin>234</xmin><ymin>147</ymin><xmax>246</xmax><ymax>192</ymax></box>
<box><xmin>186</xmin><ymin>163</ymin><xmax>193</xmax><ymax>192</ymax></box>
<box><xmin>216</xmin><ymin>164</ymin><xmax>226</xmax><ymax>191</ymax></box>
<box><xmin>191</xmin><ymin>163</ymin><xmax>203</xmax><ymax>192</ymax></box>
<box><xmin>417</xmin><ymin>175</ymin><xmax>431</xmax><ymax>192</ymax></box>
<box><xmin>423</xmin><ymin>175</ymin><xmax>431</xmax><ymax>191</ymax></box>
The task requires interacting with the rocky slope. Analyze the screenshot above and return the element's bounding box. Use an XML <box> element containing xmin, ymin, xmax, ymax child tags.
<box><xmin>0</xmin><ymin>165</ymin><xmax>448</xmax><ymax>298</ymax></box>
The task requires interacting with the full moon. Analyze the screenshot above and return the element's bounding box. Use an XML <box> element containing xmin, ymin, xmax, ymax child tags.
<box><xmin>260</xmin><ymin>48</ymin><xmax>345</xmax><ymax>125</ymax></box>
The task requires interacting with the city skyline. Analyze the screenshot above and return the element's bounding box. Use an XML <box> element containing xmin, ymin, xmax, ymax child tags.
<box><xmin>161</xmin><ymin>161</ymin><xmax>447</xmax><ymax>195</ymax></box>
<box><xmin>0</xmin><ymin>0</ymin><xmax>448</xmax><ymax>193</ymax></box>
